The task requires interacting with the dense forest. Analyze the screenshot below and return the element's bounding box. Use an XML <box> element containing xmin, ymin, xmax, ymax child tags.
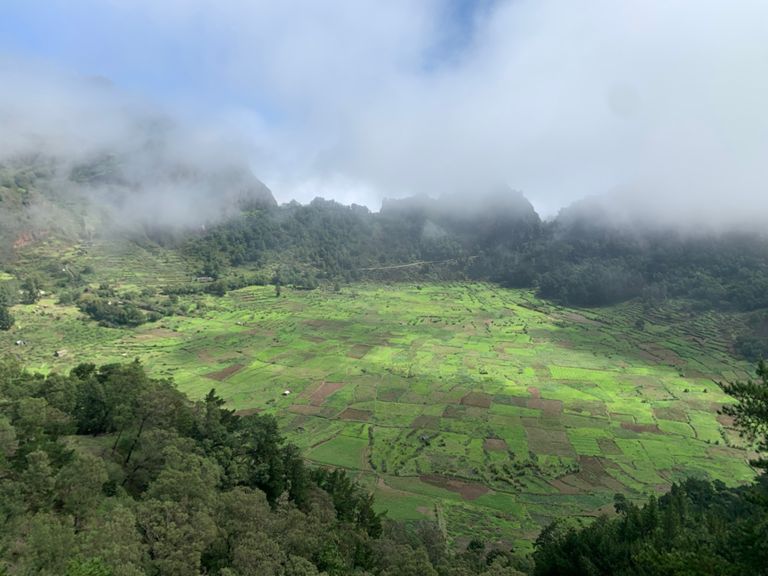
<box><xmin>4</xmin><ymin>155</ymin><xmax>768</xmax><ymax>316</ymax></box>
<box><xmin>1</xmin><ymin>358</ymin><xmax>766</xmax><ymax>575</ymax></box>
<box><xmin>183</xmin><ymin>191</ymin><xmax>768</xmax><ymax>315</ymax></box>
<box><xmin>180</xmin><ymin>194</ymin><xmax>768</xmax><ymax>360</ymax></box>
<box><xmin>0</xmin><ymin>359</ymin><xmax>530</xmax><ymax>576</ymax></box>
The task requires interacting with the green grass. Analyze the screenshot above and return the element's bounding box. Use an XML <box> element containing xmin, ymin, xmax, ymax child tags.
<box><xmin>0</xmin><ymin>277</ymin><xmax>759</xmax><ymax>547</ymax></box>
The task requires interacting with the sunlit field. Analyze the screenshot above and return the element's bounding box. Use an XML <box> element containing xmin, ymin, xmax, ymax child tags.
<box><xmin>1</xmin><ymin>276</ymin><xmax>756</xmax><ymax>547</ymax></box>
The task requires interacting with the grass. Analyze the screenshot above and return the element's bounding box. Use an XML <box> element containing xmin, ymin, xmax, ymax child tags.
<box><xmin>0</xmin><ymin>273</ymin><xmax>759</xmax><ymax>547</ymax></box>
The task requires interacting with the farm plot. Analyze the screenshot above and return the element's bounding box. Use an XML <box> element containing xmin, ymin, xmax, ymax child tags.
<box><xmin>0</xmin><ymin>280</ymin><xmax>758</xmax><ymax>547</ymax></box>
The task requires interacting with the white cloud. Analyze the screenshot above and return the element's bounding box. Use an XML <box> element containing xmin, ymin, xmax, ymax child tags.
<box><xmin>3</xmin><ymin>0</ymin><xmax>768</xmax><ymax>226</ymax></box>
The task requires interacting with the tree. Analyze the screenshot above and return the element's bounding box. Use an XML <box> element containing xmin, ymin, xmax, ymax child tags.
<box><xmin>77</xmin><ymin>503</ymin><xmax>148</xmax><ymax>576</ymax></box>
<box><xmin>720</xmin><ymin>359</ymin><xmax>768</xmax><ymax>470</ymax></box>
<box><xmin>0</xmin><ymin>304</ymin><xmax>14</xmax><ymax>331</ymax></box>
<box><xmin>21</xmin><ymin>274</ymin><xmax>43</xmax><ymax>304</ymax></box>
<box><xmin>55</xmin><ymin>452</ymin><xmax>108</xmax><ymax>529</ymax></box>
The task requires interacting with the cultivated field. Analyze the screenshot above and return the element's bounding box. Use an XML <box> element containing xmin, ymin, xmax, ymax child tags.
<box><xmin>0</xmin><ymin>270</ymin><xmax>757</xmax><ymax>547</ymax></box>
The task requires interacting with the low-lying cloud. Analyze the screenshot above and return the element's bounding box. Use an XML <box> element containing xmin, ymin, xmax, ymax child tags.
<box><xmin>2</xmin><ymin>0</ymin><xmax>768</xmax><ymax>228</ymax></box>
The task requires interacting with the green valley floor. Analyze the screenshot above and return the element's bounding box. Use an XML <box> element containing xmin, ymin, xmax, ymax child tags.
<box><xmin>1</xmin><ymin>281</ymin><xmax>757</xmax><ymax>548</ymax></box>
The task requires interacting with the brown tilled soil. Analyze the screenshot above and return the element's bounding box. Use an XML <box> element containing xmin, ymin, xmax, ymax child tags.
<box><xmin>560</xmin><ymin>312</ymin><xmax>600</xmax><ymax>326</ymax></box>
<box><xmin>306</xmin><ymin>381</ymin><xmax>345</xmax><ymax>406</ymax></box>
<box><xmin>639</xmin><ymin>344</ymin><xmax>684</xmax><ymax>366</ymax></box>
<box><xmin>234</xmin><ymin>407</ymin><xmax>262</xmax><ymax>416</ymax></box>
<box><xmin>483</xmin><ymin>438</ymin><xmax>508</xmax><ymax>452</ymax></box>
<box><xmin>378</xmin><ymin>388</ymin><xmax>405</xmax><ymax>402</ymax></box>
<box><xmin>493</xmin><ymin>394</ymin><xmax>528</xmax><ymax>407</ymax></box>
<box><xmin>442</xmin><ymin>405</ymin><xmax>465</xmax><ymax>419</ymax></box>
<box><xmin>654</xmin><ymin>406</ymin><xmax>689</xmax><ymax>422</ymax></box>
<box><xmin>461</xmin><ymin>392</ymin><xmax>492</xmax><ymax>409</ymax></box>
<box><xmin>524</xmin><ymin>426</ymin><xmax>575</xmax><ymax>456</ymax></box>
<box><xmin>550</xmin><ymin>456</ymin><xmax>626</xmax><ymax>495</ymax></box>
<box><xmin>411</xmin><ymin>415</ymin><xmax>441</xmax><ymax>429</ymax></box>
<box><xmin>204</xmin><ymin>364</ymin><xmax>245</xmax><ymax>381</ymax></box>
<box><xmin>196</xmin><ymin>350</ymin><xmax>216</xmax><ymax>363</ymax></box>
<box><xmin>716</xmin><ymin>413</ymin><xmax>736</xmax><ymax>428</ymax></box>
<box><xmin>347</xmin><ymin>344</ymin><xmax>372</xmax><ymax>359</ymax></box>
<box><xmin>548</xmin><ymin>478</ymin><xmax>581</xmax><ymax>495</ymax></box>
<box><xmin>338</xmin><ymin>408</ymin><xmax>372</xmax><ymax>421</ymax></box>
<box><xmin>288</xmin><ymin>404</ymin><xmax>323</xmax><ymax>415</ymax></box>
<box><xmin>569</xmin><ymin>401</ymin><xmax>608</xmax><ymax>417</ymax></box>
<box><xmin>420</xmin><ymin>474</ymin><xmax>489</xmax><ymax>500</ymax></box>
<box><xmin>526</xmin><ymin>398</ymin><xmax>563</xmax><ymax>416</ymax></box>
<box><xmin>597</xmin><ymin>437</ymin><xmax>623</xmax><ymax>455</ymax></box>
<box><xmin>527</xmin><ymin>386</ymin><xmax>541</xmax><ymax>399</ymax></box>
<box><xmin>621</xmin><ymin>422</ymin><xmax>662</xmax><ymax>434</ymax></box>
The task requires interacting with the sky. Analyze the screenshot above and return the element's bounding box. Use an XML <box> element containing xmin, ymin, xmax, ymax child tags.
<box><xmin>1</xmin><ymin>0</ymin><xmax>768</xmax><ymax>224</ymax></box>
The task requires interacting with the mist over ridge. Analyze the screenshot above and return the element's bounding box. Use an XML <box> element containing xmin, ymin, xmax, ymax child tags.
<box><xmin>2</xmin><ymin>1</ymin><xmax>768</xmax><ymax>231</ymax></box>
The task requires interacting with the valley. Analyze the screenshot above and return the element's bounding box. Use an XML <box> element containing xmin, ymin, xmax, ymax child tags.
<box><xmin>2</xmin><ymin>258</ymin><xmax>756</xmax><ymax>548</ymax></box>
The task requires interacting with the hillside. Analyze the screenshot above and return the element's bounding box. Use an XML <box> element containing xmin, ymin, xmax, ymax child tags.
<box><xmin>1</xmin><ymin>153</ymin><xmax>768</xmax><ymax>564</ymax></box>
<box><xmin>1</xmin><ymin>273</ymin><xmax>759</xmax><ymax>546</ymax></box>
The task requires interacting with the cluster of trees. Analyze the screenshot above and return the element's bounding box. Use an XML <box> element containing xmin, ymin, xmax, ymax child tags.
<box><xmin>71</xmin><ymin>284</ymin><xmax>186</xmax><ymax>328</ymax></box>
<box><xmin>184</xmin><ymin>194</ymin><xmax>539</xmax><ymax>287</ymax></box>
<box><xmin>2</xmin><ymin>360</ymin><xmax>765</xmax><ymax>576</ymax></box>
<box><xmin>183</xmin><ymin>196</ymin><xmax>768</xmax><ymax>359</ymax></box>
<box><xmin>533</xmin><ymin>478</ymin><xmax>768</xmax><ymax>575</ymax></box>
<box><xmin>0</xmin><ymin>358</ymin><xmax>527</xmax><ymax>576</ymax></box>
<box><xmin>0</xmin><ymin>283</ymin><xmax>16</xmax><ymax>331</ymax></box>
<box><xmin>0</xmin><ymin>304</ymin><xmax>13</xmax><ymax>331</ymax></box>
<box><xmin>533</xmin><ymin>361</ymin><xmax>768</xmax><ymax>575</ymax></box>
<box><xmin>187</xmin><ymin>195</ymin><xmax>768</xmax><ymax>314</ymax></box>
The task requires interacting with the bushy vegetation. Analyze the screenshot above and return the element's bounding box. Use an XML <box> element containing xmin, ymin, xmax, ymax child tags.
<box><xmin>533</xmin><ymin>361</ymin><xmax>768</xmax><ymax>575</ymax></box>
<box><xmin>533</xmin><ymin>477</ymin><xmax>768</xmax><ymax>576</ymax></box>
<box><xmin>187</xmin><ymin>195</ymin><xmax>768</xmax><ymax>316</ymax></box>
<box><xmin>0</xmin><ymin>359</ymin><xmax>528</xmax><ymax>576</ymax></box>
<box><xmin>0</xmin><ymin>305</ymin><xmax>14</xmax><ymax>331</ymax></box>
<box><xmin>71</xmin><ymin>284</ymin><xmax>187</xmax><ymax>328</ymax></box>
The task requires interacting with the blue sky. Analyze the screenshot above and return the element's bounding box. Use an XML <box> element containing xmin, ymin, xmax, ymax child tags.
<box><xmin>0</xmin><ymin>0</ymin><xmax>492</xmax><ymax>120</ymax></box>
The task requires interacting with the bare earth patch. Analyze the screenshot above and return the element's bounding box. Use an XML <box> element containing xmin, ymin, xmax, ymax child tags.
<box><xmin>204</xmin><ymin>364</ymin><xmax>245</xmax><ymax>381</ymax></box>
<box><xmin>442</xmin><ymin>405</ymin><xmax>465</xmax><ymax>419</ymax></box>
<box><xmin>560</xmin><ymin>312</ymin><xmax>600</xmax><ymax>326</ymax></box>
<box><xmin>493</xmin><ymin>395</ymin><xmax>528</xmax><ymax>408</ymax></box>
<box><xmin>597</xmin><ymin>437</ymin><xmax>623</xmax><ymax>455</ymax></box>
<box><xmin>461</xmin><ymin>392</ymin><xmax>492</xmax><ymax>409</ymax></box>
<box><xmin>717</xmin><ymin>413</ymin><xmax>736</xmax><ymax>428</ymax></box>
<box><xmin>483</xmin><ymin>438</ymin><xmax>508</xmax><ymax>452</ymax></box>
<box><xmin>411</xmin><ymin>415</ymin><xmax>441</xmax><ymax>429</ymax></box>
<box><xmin>338</xmin><ymin>408</ymin><xmax>372</xmax><ymax>421</ymax></box>
<box><xmin>234</xmin><ymin>407</ymin><xmax>262</xmax><ymax>416</ymax></box>
<box><xmin>288</xmin><ymin>404</ymin><xmax>323</xmax><ymax>415</ymax></box>
<box><xmin>654</xmin><ymin>406</ymin><xmax>688</xmax><ymax>422</ymax></box>
<box><xmin>378</xmin><ymin>388</ymin><xmax>406</xmax><ymax>402</ymax></box>
<box><xmin>302</xmin><ymin>381</ymin><xmax>345</xmax><ymax>406</ymax></box>
<box><xmin>569</xmin><ymin>401</ymin><xmax>608</xmax><ymax>417</ymax></box>
<box><xmin>621</xmin><ymin>422</ymin><xmax>662</xmax><ymax>434</ymax></box>
<box><xmin>527</xmin><ymin>398</ymin><xmax>563</xmax><ymax>416</ymax></box>
<box><xmin>527</xmin><ymin>386</ymin><xmax>541</xmax><ymax>399</ymax></box>
<box><xmin>639</xmin><ymin>344</ymin><xmax>684</xmax><ymax>366</ymax></box>
<box><xmin>548</xmin><ymin>478</ymin><xmax>580</xmax><ymax>495</ymax></box>
<box><xmin>525</xmin><ymin>426</ymin><xmax>575</xmax><ymax>456</ymax></box>
<box><xmin>550</xmin><ymin>456</ymin><xmax>625</xmax><ymax>495</ymax></box>
<box><xmin>196</xmin><ymin>349</ymin><xmax>215</xmax><ymax>363</ymax></box>
<box><xmin>347</xmin><ymin>344</ymin><xmax>372</xmax><ymax>359</ymax></box>
<box><xmin>420</xmin><ymin>474</ymin><xmax>489</xmax><ymax>500</ymax></box>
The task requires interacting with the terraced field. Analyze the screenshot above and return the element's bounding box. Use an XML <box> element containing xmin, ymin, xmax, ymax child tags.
<box><xmin>0</xmin><ymin>277</ymin><xmax>757</xmax><ymax>548</ymax></box>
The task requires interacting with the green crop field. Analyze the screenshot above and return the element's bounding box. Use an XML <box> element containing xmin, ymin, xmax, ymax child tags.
<box><xmin>0</xmin><ymin>267</ymin><xmax>758</xmax><ymax>549</ymax></box>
